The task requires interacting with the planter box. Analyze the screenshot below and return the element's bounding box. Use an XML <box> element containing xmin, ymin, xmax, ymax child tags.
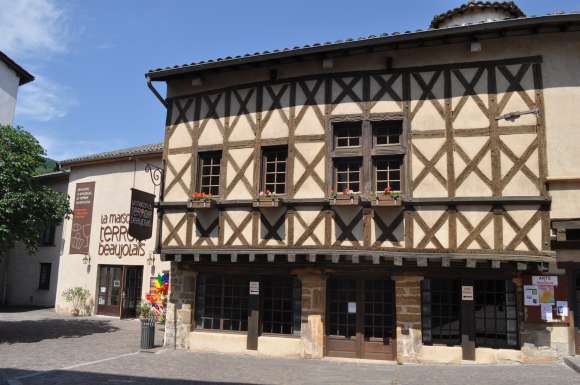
<box><xmin>253</xmin><ymin>197</ymin><xmax>282</xmax><ymax>208</ymax></box>
<box><xmin>330</xmin><ymin>195</ymin><xmax>361</xmax><ymax>206</ymax></box>
<box><xmin>189</xmin><ymin>199</ymin><xmax>216</xmax><ymax>209</ymax></box>
<box><xmin>371</xmin><ymin>195</ymin><xmax>402</xmax><ymax>207</ymax></box>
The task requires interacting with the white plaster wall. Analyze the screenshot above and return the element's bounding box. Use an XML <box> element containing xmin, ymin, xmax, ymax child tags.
<box><xmin>54</xmin><ymin>158</ymin><xmax>170</xmax><ymax>315</ymax></box>
<box><xmin>0</xmin><ymin>61</ymin><xmax>20</xmax><ymax>125</ymax></box>
<box><xmin>3</xmin><ymin>178</ymin><xmax>67</xmax><ymax>307</ymax></box>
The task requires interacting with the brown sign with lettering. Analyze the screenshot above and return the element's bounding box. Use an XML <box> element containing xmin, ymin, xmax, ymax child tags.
<box><xmin>69</xmin><ymin>182</ymin><xmax>96</xmax><ymax>254</ymax></box>
<box><xmin>128</xmin><ymin>188</ymin><xmax>155</xmax><ymax>241</ymax></box>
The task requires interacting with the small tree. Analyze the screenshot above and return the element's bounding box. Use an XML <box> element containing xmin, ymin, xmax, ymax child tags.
<box><xmin>0</xmin><ymin>125</ymin><xmax>71</xmax><ymax>255</ymax></box>
<box><xmin>62</xmin><ymin>287</ymin><xmax>91</xmax><ymax>316</ymax></box>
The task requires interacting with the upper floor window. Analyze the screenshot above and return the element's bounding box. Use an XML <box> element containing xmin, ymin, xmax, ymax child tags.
<box><xmin>334</xmin><ymin>158</ymin><xmax>362</xmax><ymax>193</ymax></box>
<box><xmin>334</xmin><ymin>122</ymin><xmax>362</xmax><ymax>148</ymax></box>
<box><xmin>198</xmin><ymin>151</ymin><xmax>221</xmax><ymax>196</ymax></box>
<box><xmin>40</xmin><ymin>223</ymin><xmax>56</xmax><ymax>246</ymax></box>
<box><xmin>373</xmin><ymin>120</ymin><xmax>402</xmax><ymax>146</ymax></box>
<box><xmin>262</xmin><ymin>147</ymin><xmax>287</xmax><ymax>194</ymax></box>
<box><xmin>374</xmin><ymin>157</ymin><xmax>402</xmax><ymax>193</ymax></box>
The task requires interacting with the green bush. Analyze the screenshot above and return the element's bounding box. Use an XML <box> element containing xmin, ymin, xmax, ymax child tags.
<box><xmin>62</xmin><ymin>287</ymin><xmax>90</xmax><ymax>316</ymax></box>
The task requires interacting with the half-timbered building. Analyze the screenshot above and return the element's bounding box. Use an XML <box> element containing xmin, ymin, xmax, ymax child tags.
<box><xmin>147</xmin><ymin>2</ymin><xmax>580</xmax><ymax>362</ymax></box>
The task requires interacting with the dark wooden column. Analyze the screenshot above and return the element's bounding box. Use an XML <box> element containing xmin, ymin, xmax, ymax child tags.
<box><xmin>461</xmin><ymin>279</ymin><xmax>475</xmax><ymax>360</ymax></box>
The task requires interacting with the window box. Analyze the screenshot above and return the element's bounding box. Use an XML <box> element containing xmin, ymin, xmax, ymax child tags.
<box><xmin>190</xmin><ymin>193</ymin><xmax>216</xmax><ymax>209</ymax></box>
<box><xmin>371</xmin><ymin>193</ymin><xmax>401</xmax><ymax>207</ymax></box>
<box><xmin>253</xmin><ymin>195</ymin><xmax>283</xmax><ymax>208</ymax></box>
<box><xmin>330</xmin><ymin>193</ymin><xmax>361</xmax><ymax>206</ymax></box>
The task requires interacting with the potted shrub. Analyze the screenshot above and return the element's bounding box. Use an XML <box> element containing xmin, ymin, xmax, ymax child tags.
<box><xmin>138</xmin><ymin>302</ymin><xmax>155</xmax><ymax>350</ymax></box>
<box><xmin>253</xmin><ymin>189</ymin><xmax>282</xmax><ymax>208</ymax></box>
<box><xmin>371</xmin><ymin>186</ymin><xmax>401</xmax><ymax>207</ymax></box>
<box><xmin>62</xmin><ymin>287</ymin><xmax>90</xmax><ymax>316</ymax></box>
<box><xmin>330</xmin><ymin>188</ymin><xmax>361</xmax><ymax>206</ymax></box>
<box><xmin>189</xmin><ymin>192</ymin><xmax>215</xmax><ymax>209</ymax></box>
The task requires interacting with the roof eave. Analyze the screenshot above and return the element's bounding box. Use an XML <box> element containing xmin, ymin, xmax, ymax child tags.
<box><xmin>146</xmin><ymin>13</ymin><xmax>580</xmax><ymax>82</ymax></box>
<box><xmin>0</xmin><ymin>51</ymin><xmax>34</xmax><ymax>85</ymax></box>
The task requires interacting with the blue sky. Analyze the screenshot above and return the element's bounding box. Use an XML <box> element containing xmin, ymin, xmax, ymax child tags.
<box><xmin>3</xmin><ymin>0</ymin><xmax>580</xmax><ymax>160</ymax></box>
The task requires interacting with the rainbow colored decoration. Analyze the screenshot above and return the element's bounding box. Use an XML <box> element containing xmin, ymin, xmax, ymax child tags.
<box><xmin>145</xmin><ymin>272</ymin><xmax>169</xmax><ymax>322</ymax></box>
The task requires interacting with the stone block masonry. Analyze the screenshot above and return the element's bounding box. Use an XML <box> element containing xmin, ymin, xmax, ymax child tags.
<box><xmin>165</xmin><ymin>262</ymin><xmax>196</xmax><ymax>349</ymax></box>
<box><xmin>393</xmin><ymin>275</ymin><xmax>423</xmax><ymax>363</ymax></box>
<box><xmin>296</xmin><ymin>270</ymin><xmax>326</xmax><ymax>359</ymax></box>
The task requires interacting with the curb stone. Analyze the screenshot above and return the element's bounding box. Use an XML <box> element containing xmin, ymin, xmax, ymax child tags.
<box><xmin>564</xmin><ymin>357</ymin><xmax>580</xmax><ymax>374</ymax></box>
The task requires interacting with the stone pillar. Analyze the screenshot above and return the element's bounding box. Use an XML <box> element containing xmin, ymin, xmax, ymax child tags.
<box><xmin>165</xmin><ymin>262</ymin><xmax>197</xmax><ymax>349</ymax></box>
<box><xmin>393</xmin><ymin>275</ymin><xmax>423</xmax><ymax>363</ymax></box>
<box><xmin>297</xmin><ymin>270</ymin><xmax>326</xmax><ymax>359</ymax></box>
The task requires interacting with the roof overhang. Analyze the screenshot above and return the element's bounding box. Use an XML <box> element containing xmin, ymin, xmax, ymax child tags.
<box><xmin>0</xmin><ymin>51</ymin><xmax>34</xmax><ymax>85</ymax></box>
<box><xmin>146</xmin><ymin>13</ymin><xmax>580</xmax><ymax>82</ymax></box>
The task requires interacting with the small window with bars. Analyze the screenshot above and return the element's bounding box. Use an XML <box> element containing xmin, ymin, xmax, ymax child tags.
<box><xmin>474</xmin><ymin>280</ymin><xmax>518</xmax><ymax>349</ymax></box>
<box><xmin>421</xmin><ymin>279</ymin><xmax>461</xmax><ymax>346</ymax></box>
<box><xmin>195</xmin><ymin>275</ymin><xmax>249</xmax><ymax>332</ymax></box>
<box><xmin>334</xmin><ymin>122</ymin><xmax>362</xmax><ymax>148</ymax></box>
<box><xmin>373</xmin><ymin>120</ymin><xmax>402</xmax><ymax>146</ymax></box>
<box><xmin>335</xmin><ymin>158</ymin><xmax>362</xmax><ymax>193</ymax></box>
<box><xmin>374</xmin><ymin>157</ymin><xmax>402</xmax><ymax>192</ymax></box>
<box><xmin>198</xmin><ymin>151</ymin><xmax>221</xmax><ymax>196</ymax></box>
<box><xmin>262</xmin><ymin>147</ymin><xmax>287</xmax><ymax>194</ymax></box>
<box><xmin>262</xmin><ymin>277</ymin><xmax>301</xmax><ymax>335</ymax></box>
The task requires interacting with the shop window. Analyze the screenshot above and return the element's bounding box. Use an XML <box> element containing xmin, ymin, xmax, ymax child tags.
<box><xmin>364</xmin><ymin>279</ymin><xmax>395</xmax><ymax>339</ymax></box>
<box><xmin>261</xmin><ymin>277</ymin><xmax>301</xmax><ymax>335</ymax></box>
<box><xmin>40</xmin><ymin>223</ymin><xmax>56</xmax><ymax>246</ymax></box>
<box><xmin>198</xmin><ymin>151</ymin><xmax>221</xmax><ymax>196</ymax></box>
<box><xmin>374</xmin><ymin>157</ymin><xmax>402</xmax><ymax>193</ymax></box>
<box><xmin>474</xmin><ymin>280</ymin><xmax>518</xmax><ymax>348</ymax></box>
<box><xmin>421</xmin><ymin>279</ymin><xmax>461</xmax><ymax>346</ymax></box>
<box><xmin>334</xmin><ymin>158</ymin><xmax>362</xmax><ymax>193</ymax></box>
<box><xmin>195</xmin><ymin>275</ymin><xmax>249</xmax><ymax>332</ymax></box>
<box><xmin>38</xmin><ymin>263</ymin><xmax>51</xmax><ymax>290</ymax></box>
<box><xmin>373</xmin><ymin>120</ymin><xmax>402</xmax><ymax>146</ymax></box>
<box><xmin>334</xmin><ymin>121</ymin><xmax>362</xmax><ymax>148</ymax></box>
<box><xmin>326</xmin><ymin>279</ymin><xmax>357</xmax><ymax>338</ymax></box>
<box><xmin>262</xmin><ymin>147</ymin><xmax>287</xmax><ymax>194</ymax></box>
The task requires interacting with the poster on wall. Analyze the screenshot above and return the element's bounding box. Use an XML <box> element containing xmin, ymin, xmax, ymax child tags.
<box><xmin>541</xmin><ymin>304</ymin><xmax>553</xmax><ymax>321</ymax></box>
<box><xmin>556</xmin><ymin>301</ymin><xmax>569</xmax><ymax>317</ymax></box>
<box><xmin>69</xmin><ymin>182</ymin><xmax>96</xmax><ymax>254</ymax></box>
<box><xmin>524</xmin><ymin>285</ymin><xmax>539</xmax><ymax>306</ymax></box>
<box><xmin>538</xmin><ymin>285</ymin><xmax>555</xmax><ymax>305</ymax></box>
<box><xmin>128</xmin><ymin>188</ymin><xmax>155</xmax><ymax>241</ymax></box>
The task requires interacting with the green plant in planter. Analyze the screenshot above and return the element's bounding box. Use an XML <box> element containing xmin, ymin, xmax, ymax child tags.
<box><xmin>137</xmin><ymin>302</ymin><xmax>153</xmax><ymax>319</ymax></box>
<box><xmin>62</xmin><ymin>287</ymin><xmax>90</xmax><ymax>316</ymax></box>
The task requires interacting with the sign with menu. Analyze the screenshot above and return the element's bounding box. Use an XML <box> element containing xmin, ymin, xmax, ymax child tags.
<box><xmin>69</xmin><ymin>182</ymin><xmax>96</xmax><ymax>254</ymax></box>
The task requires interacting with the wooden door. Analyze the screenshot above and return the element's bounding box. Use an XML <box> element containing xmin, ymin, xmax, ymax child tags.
<box><xmin>121</xmin><ymin>266</ymin><xmax>143</xmax><ymax>319</ymax></box>
<box><xmin>325</xmin><ymin>278</ymin><xmax>395</xmax><ymax>360</ymax></box>
<box><xmin>97</xmin><ymin>265</ymin><xmax>123</xmax><ymax>316</ymax></box>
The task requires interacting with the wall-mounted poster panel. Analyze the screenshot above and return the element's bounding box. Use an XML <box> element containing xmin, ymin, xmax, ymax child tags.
<box><xmin>69</xmin><ymin>182</ymin><xmax>96</xmax><ymax>254</ymax></box>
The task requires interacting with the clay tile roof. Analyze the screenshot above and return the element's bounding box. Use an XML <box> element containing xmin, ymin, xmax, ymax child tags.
<box><xmin>430</xmin><ymin>1</ymin><xmax>526</xmax><ymax>29</ymax></box>
<box><xmin>60</xmin><ymin>143</ymin><xmax>163</xmax><ymax>166</ymax></box>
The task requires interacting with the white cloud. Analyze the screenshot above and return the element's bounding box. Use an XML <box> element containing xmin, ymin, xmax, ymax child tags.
<box><xmin>16</xmin><ymin>76</ymin><xmax>76</xmax><ymax>121</ymax></box>
<box><xmin>34</xmin><ymin>132</ymin><xmax>129</xmax><ymax>161</ymax></box>
<box><xmin>0</xmin><ymin>0</ymin><xmax>69</xmax><ymax>57</ymax></box>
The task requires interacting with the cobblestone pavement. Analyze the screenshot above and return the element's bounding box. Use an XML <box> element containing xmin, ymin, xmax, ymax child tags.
<box><xmin>1</xmin><ymin>308</ymin><xmax>578</xmax><ymax>385</ymax></box>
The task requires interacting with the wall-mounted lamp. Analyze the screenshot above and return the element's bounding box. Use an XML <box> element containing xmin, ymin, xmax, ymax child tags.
<box><xmin>82</xmin><ymin>254</ymin><xmax>91</xmax><ymax>265</ymax></box>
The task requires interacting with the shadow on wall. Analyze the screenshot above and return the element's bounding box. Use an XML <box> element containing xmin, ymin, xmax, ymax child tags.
<box><xmin>0</xmin><ymin>318</ymin><xmax>119</xmax><ymax>344</ymax></box>
<box><xmin>0</xmin><ymin>369</ymin><xmax>258</xmax><ymax>385</ymax></box>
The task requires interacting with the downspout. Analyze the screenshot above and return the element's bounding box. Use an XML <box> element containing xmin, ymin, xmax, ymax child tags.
<box><xmin>146</xmin><ymin>75</ymin><xmax>173</xmax><ymax>347</ymax></box>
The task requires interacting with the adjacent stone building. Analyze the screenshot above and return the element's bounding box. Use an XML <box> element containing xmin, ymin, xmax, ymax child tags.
<box><xmin>146</xmin><ymin>1</ymin><xmax>580</xmax><ymax>362</ymax></box>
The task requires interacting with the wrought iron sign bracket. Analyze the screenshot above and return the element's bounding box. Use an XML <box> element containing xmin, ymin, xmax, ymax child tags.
<box><xmin>145</xmin><ymin>163</ymin><xmax>163</xmax><ymax>187</ymax></box>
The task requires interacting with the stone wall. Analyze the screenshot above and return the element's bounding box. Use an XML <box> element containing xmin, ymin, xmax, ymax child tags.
<box><xmin>393</xmin><ymin>275</ymin><xmax>423</xmax><ymax>363</ymax></box>
<box><xmin>296</xmin><ymin>270</ymin><xmax>326</xmax><ymax>358</ymax></box>
<box><xmin>165</xmin><ymin>262</ymin><xmax>197</xmax><ymax>349</ymax></box>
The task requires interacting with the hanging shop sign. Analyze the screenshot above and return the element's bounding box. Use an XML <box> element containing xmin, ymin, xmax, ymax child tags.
<box><xmin>128</xmin><ymin>188</ymin><xmax>155</xmax><ymax>241</ymax></box>
<box><xmin>462</xmin><ymin>286</ymin><xmax>474</xmax><ymax>301</ymax></box>
<box><xmin>69</xmin><ymin>182</ymin><xmax>96</xmax><ymax>255</ymax></box>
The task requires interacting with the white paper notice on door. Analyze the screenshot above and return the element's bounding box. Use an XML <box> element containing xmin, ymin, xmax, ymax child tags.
<box><xmin>541</xmin><ymin>304</ymin><xmax>553</xmax><ymax>321</ymax></box>
<box><xmin>348</xmin><ymin>302</ymin><xmax>356</xmax><ymax>314</ymax></box>
<box><xmin>556</xmin><ymin>301</ymin><xmax>569</xmax><ymax>317</ymax></box>
<box><xmin>524</xmin><ymin>285</ymin><xmax>539</xmax><ymax>306</ymax></box>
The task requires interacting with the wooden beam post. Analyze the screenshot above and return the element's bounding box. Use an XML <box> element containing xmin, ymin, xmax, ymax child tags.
<box><xmin>461</xmin><ymin>278</ymin><xmax>476</xmax><ymax>361</ymax></box>
<box><xmin>247</xmin><ymin>279</ymin><xmax>260</xmax><ymax>351</ymax></box>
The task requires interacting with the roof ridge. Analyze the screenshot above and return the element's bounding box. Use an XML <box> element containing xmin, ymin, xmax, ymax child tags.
<box><xmin>60</xmin><ymin>143</ymin><xmax>163</xmax><ymax>165</ymax></box>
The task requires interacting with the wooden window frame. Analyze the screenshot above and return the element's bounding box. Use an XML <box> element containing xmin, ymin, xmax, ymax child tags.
<box><xmin>333</xmin><ymin>121</ymin><xmax>362</xmax><ymax>150</ymax></box>
<box><xmin>372</xmin><ymin>120</ymin><xmax>403</xmax><ymax>147</ymax></box>
<box><xmin>421</xmin><ymin>279</ymin><xmax>462</xmax><ymax>346</ymax></box>
<box><xmin>333</xmin><ymin>157</ymin><xmax>363</xmax><ymax>193</ymax></box>
<box><xmin>260</xmin><ymin>146</ymin><xmax>288</xmax><ymax>195</ymax></box>
<box><xmin>373</xmin><ymin>156</ymin><xmax>403</xmax><ymax>194</ymax></box>
<box><xmin>38</xmin><ymin>263</ymin><xmax>51</xmax><ymax>290</ymax></box>
<box><xmin>197</xmin><ymin>151</ymin><xmax>222</xmax><ymax>197</ymax></box>
<box><xmin>260</xmin><ymin>277</ymin><xmax>301</xmax><ymax>336</ymax></box>
<box><xmin>327</xmin><ymin>114</ymin><xmax>407</xmax><ymax>196</ymax></box>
